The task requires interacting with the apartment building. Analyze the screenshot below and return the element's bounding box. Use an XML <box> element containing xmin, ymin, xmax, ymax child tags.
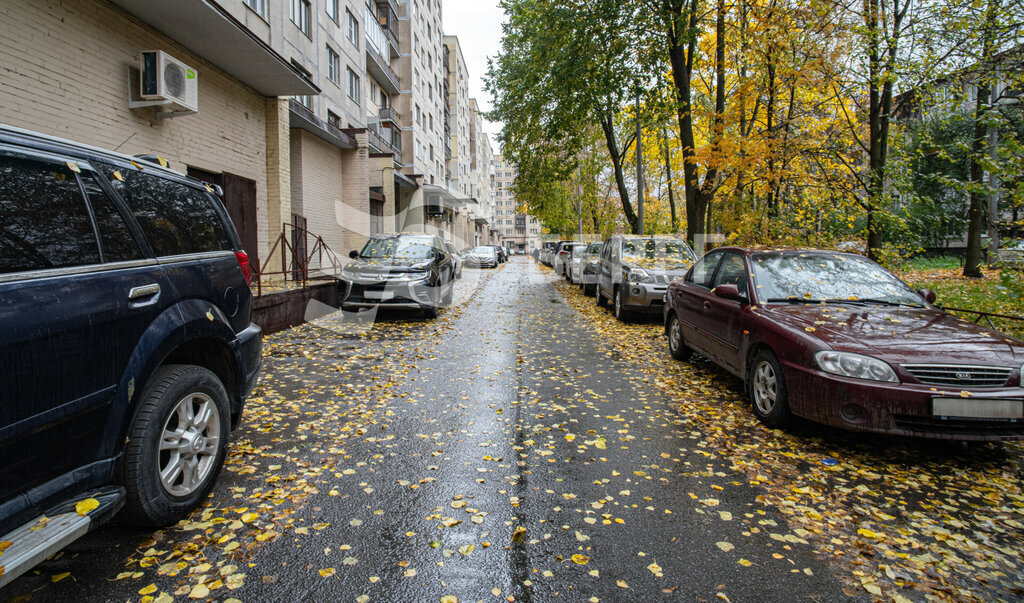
<box><xmin>468</xmin><ymin>98</ymin><xmax>495</xmax><ymax>247</ymax></box>
<box><xmin>0</xmin><ymin>0</ymin><xmax>497</xmax><ymax>274</ymax></box>
<box><xmin>492</xmin><ymin>155</ymin><xmax>542</xmax><ymax>253</ymax></box>
<box><xmin>0</xmin><ymin>0</ymin><xmax>318</xmax><ymax>272</ymax></box>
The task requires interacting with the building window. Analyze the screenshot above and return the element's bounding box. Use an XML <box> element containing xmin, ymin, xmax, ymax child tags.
<box><xmin>327</xmin><ymin>110</ymin><xmax>341</xmax><ymax>130</ymax></box>
<box><xmin>327</xmin><ymin>47</ymin><xmax>340</xmax><ymax>84</ymax></box>
<box><xmin>243</xmin><ymin>0</ymin><xmax>266</xmax><ymax>18</ymax></box>
<box><xmin>326</xmin><ymin>0</ymin><xmax>339</xmax><ymax>23</ymax></box>
<box><xmin>291</xmin><ymin>60</ymin><xmax>313</xmax><ymax>110</ymax></box>
<box><xmin>347</xmin><ymin>68</ymin><xmax>361</xmax><ymax>102</ymax></box>
<box><xmin>346</xmin><ymin>9</ymin><xmax>359</xmax><ymax>47</ymax></box>
<box><xmin>291</xmin><ymin>0</ymin><xmax>311</xmax><ymax>37</ymax></box>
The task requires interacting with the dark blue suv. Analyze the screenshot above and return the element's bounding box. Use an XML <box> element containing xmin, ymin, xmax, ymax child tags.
<box><xmin>0</xmin><ymin>125</ymin><xmax>261</xmax><ymax>586</ymax></box>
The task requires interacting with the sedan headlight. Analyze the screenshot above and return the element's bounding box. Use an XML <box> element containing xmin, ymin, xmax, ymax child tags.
<box><xmin>627</xmin><ymin>268</ymin><xmax>655</xmax><ymax>284</ymax></box>
<box><xmin>815</xmin><ymin>351</ymin><xmax>899</xmax><ymax>383</ymax></box>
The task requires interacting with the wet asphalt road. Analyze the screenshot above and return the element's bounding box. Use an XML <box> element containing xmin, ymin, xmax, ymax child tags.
<box><xmin>3</xmin><ymin>257</ymin><xmax>848</xmax><ymax>602</ymax></box>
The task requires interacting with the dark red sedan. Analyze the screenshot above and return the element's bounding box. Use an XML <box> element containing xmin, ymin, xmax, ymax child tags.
<box><xmin>664</xmin><ymin>247</ymin><xmax>1024</xmax><ymax>440</ymax></box>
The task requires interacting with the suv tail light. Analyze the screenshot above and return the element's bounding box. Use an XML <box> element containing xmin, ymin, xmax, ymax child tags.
<box><xmin>235</xmin><ymin>250</ymin><xmax>252</xmax><ymax>286</ymax></box>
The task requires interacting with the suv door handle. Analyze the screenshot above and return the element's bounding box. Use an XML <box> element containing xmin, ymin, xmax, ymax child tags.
<box><xmin>128</xmin><ymin>283</ymin><xmax>161</xmax><ymax>301</ymax></box>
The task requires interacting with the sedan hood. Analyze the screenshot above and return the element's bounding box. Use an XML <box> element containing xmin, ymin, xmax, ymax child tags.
<box><xmin>764</xmin><ymin>304</ymin><xmax>1024</xmax><ymax>364</ymax></box>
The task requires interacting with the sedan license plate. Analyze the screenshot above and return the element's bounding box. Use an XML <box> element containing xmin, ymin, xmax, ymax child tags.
<box><xmin>364</xmin><ymin>290</ymin><xmax>394</xmax><ymax>301</ymax></box>
<box><xmin>932</xmin><ymin>397</ymin><xmax>1024</xmax><ymax>419</ymax></box>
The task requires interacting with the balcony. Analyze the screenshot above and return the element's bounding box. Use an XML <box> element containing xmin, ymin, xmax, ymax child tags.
<box><xmin>379</xmin><ymin>106</ymin><xmax>402</xmax><ymax>127</ymax></box>
<box><xmin>375</xmin><ymin>1</ymin><xmax>400</xmax><ymax>58</ymax></box>
<box><xmin>365</xmin><ymin>8</ymin><xmax>400</xmax><ymax>94</ymax></box>
<box><xmin>367</xmin><ymin>120</ymin><xmax>401</xmax><ymax>156</ymax></box>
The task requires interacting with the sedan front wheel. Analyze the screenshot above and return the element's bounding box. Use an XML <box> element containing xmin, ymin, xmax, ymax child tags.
<box><xmin>748</xmin><ymin>350</ymin><xmax>791</xmax><ymax>427</ymax></box>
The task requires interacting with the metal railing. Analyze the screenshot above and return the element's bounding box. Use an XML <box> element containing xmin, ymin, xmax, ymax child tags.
<box><xmin>252</xmin><ymin>223</ymin><xmax>345</xmax><ymax>298</ymax></box>
<box><xmin>379</xmin><ymin>106</ymin><xmax>402</xmax><ymax>124</ymax></box>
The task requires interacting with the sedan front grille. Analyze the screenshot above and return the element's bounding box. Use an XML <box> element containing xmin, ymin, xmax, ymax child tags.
<box><xmin>902</xmin><ymin>364</ymin><xmax>1013</xmax><ymax>387</ymax></box>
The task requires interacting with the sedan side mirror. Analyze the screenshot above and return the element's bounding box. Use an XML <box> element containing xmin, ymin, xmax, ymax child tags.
<box><xmin>713</xmin><ymin>284</ymin><xmax>746</xmax><ymax>302</ymax></box>
<box><xmin>918</xmin><ymin>289</ymin><xmax>937</xmax><ymax>304</ymax></box>
<box><xmin>349</xmin><ymin>250</ymin><xmax>359</xmax><ymax>259</ymax></box>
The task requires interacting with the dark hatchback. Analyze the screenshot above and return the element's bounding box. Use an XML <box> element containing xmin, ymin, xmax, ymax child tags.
<box><xmin>664</xmin><ymin>247</ymin><xmax>1024</xmax><ymax>441</ymax></box>
<box><xmin>340</xmin><ymin>233</ymin><xmax>456</xmax><ymax>318</ymax></box>
<box><xmin>0</xmin><ymin>124</ymin><xmax>261</xmax><ymax>586</ymax></box>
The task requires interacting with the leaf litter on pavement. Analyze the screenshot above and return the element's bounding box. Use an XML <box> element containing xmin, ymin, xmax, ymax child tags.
<box><xmin>12</xmin><ymin>261</ymin><xmax>1021</xmax><ymax>602</ymax></box>
<box><xmin>553</xmin><ymin>273</ymin><xmax>1024</xmax><ymax>602</ymax></box>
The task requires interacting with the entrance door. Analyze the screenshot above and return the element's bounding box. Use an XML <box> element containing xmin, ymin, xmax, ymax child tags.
<box><xmin>186</xmin><ymin>169</ymin><xmax>259</xmax><ymax>267</ymax></box>
<box><xmin>291</xmin><ymin>213</ymin><xmax>308</xmax><ymax>281</ymax></box>
<box><xmin>221</xmin><ymin>173</ymin><xmax>259</xmax><ymax>265</ymax></box>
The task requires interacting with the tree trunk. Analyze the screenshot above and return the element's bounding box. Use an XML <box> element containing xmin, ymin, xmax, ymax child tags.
<box><xmin>601</xmin><ymin>113</ymin><xmax>639</xmax><ymax>233</ymax></box>
<box><xmin>964</xmin><ymin>0</ymin><xmax>1000</xmax><ymax>277</ymax></box>
<box><xmin>965</xmin><ymin>83</ymin><xmax>992</xmax><ymax>277</ymax></box>
<box><xmin>661</xmin><ymin>0</ymin><xmax>725</xmax><ymax>250</ymax></box>
<box><xmin>662</xmin><ymin>127</ymin><xmax>678</xmax><ymax>231</ymax></box>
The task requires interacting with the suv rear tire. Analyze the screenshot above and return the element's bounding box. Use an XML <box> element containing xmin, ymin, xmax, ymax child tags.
<box><xmin>120</xmin><ymin>365</ymin><xmax>230</xmax><ymax>526</ymax></box>
<box><xmin>613</xmin><ymin>286</ymin><xmax>632</xmax><ymax>322</ymax></box>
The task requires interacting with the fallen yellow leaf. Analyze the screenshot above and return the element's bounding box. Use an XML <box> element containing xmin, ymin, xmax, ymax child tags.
<box><xmin>75</xmin><ymin>498</ymin><xmax>99</xmax><ymax>516</ymax></box>
<box><xmin>572</xmin><ymin>554</ymin><xmax>590</xmax><ymax>565</ymax></box>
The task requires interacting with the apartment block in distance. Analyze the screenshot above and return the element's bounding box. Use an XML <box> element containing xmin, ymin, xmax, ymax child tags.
<box><xmin>492</xmin><ymin>154</ymin><xmax>541</xmax><ymax>253</ymax></box>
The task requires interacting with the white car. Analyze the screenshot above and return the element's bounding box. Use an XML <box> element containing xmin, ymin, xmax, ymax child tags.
<box><xmin>570</xmin><ymin>241</ymin><xmax>602</xmax><ymax>286</ymax></box>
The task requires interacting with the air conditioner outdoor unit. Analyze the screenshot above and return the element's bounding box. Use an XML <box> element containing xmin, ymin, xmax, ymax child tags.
<box><xmin>139</xmin><ymin>50</ymin><xmax>198</xmax><ymax>113</ymax></box>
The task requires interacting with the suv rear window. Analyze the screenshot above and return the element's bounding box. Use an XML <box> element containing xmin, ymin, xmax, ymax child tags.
<box><xmin>0</xmin><ymin>152</ymin><xmax>100</xmax><ymax>274</ymax></box>
<box><xmin>99</xmin><ymin>164</ymin><xmax>232</xmax><ymax>257</ymax></box>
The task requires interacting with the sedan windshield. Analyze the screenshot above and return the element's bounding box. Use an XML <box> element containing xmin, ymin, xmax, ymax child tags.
<box><xmin>360</xmin><ymin>237</ymin><xmax>434</xmax><ymax>260</ymax></box>
<box><xmin>750</xmin><ymin>252</ymin><xmax>924</xmax><ymax>306</ymax></box>
<box><xmin>470</xmin><ymin>246</ymin><xmax>496</xmax><ymax>255</ymax></box>
<box><xmin>621</xmin><ymin>238</ymin><xmax>696</xmax><ymax>269</ymax></box>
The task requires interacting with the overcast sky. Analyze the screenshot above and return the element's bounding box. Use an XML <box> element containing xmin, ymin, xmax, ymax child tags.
<box><xmin>442</xmin><ymin>0</ymin><xmax>506</xmax><ymax>151</ymax></box>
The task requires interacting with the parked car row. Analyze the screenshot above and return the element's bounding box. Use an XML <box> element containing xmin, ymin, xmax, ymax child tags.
<box><xmin>0</xmin><ymin>124</ymin><xmax>262</xmax><ymax>587</ymax></box>
<box><xmin>540</xmin><ymin>232</ymin><xmax>1024</xmax><ymax>442</ymax></box>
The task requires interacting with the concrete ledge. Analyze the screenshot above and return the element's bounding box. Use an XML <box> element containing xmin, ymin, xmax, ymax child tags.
<box><xmin>254</xmin><ymin>281</ymin><xmax>339</xmax><ymax>335</ymax></box>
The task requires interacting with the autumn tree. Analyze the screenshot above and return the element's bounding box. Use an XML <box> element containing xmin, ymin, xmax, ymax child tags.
<box><xmin>486</xmin><ymin>0</ymin><xmax>662</xmax><ymax>234</ymax></box>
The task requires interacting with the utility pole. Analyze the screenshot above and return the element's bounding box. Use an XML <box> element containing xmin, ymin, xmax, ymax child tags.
<box><xmin>636</xmin><ymin>90</ymin><xmax>644</xmax><ymax>235</ymax></box>
<box><xmin>577</xmin><ymin>163</ymin><xmax>583</xmax><ymax>240</ymax></box>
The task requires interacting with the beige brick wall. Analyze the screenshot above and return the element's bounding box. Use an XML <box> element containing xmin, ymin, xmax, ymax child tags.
<box><xmin>338</xmin><ymin>131</ymin><xmax>370</xmax><ymax>252</ymax></box>
<box><xmin>265</xmin><ymin>98</ymin><xmax>291</xmax><ymax>272</ymax></box>
<box><xmin>290</xmin><ymin>129</ymin><xmax>370</xmax><ymax>263</ymax></box>
<box><xmin>0</xmin><ymin>0</ymin><xmax>271</xmax><ymax>248</ymax></box>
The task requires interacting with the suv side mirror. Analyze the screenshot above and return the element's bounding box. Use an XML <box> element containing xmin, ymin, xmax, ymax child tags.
<box><xmin>349</xmin><ymin>250</ymin><xmax>359</xmax><ymax>259</ymax></box>
<box><xmin>918</xmin><ymin>289</ymin><xmax>936</xmax><ymax>304</ymax></box>
<box><xmin>713</xmin><ymin>284</ymin><xmax>745</xmax><ymax>302</ymax></box>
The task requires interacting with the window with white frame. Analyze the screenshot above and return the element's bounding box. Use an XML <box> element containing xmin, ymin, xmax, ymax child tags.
<box><xmin>291</xmin><ymin>0</ymin><xmax>311</xmax><ymax>37</ymax></box>
<box><xmin>347</xmin><ymin>68</ymin><xmax>361</xmax><ymax>102</ymax></box>
<box><xmin>243</xmin><ymin>0</ymin><xmax>266</xmax><ymax>18</ymax></box>
<box><xmin>346</xmin><ymin>9</ymin><xmax>359</xmax><ymax>47</ymax></box>
<box><xmin>326</xmin><ymin>0</ymin><xmax>339</xmax><ymax>23</ymax></box>
<box><xmin>327</xmin><ymin>46</ymin><xmax>340</xmax><ymax>85</ymax></box>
